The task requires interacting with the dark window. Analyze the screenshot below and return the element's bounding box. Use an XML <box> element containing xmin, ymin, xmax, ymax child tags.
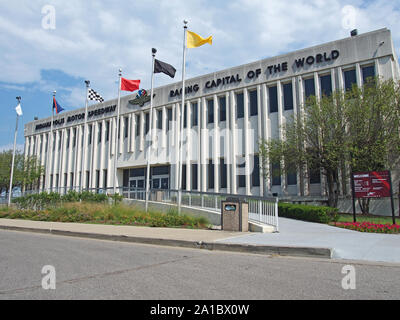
<box><xmin>136</xmin><ymin>114</ymin><xmax>140</xmax><ymax>136</ymax></box>
<box><xmin>88</xmin><ymin>125</ymin><xmax>92</xmax><ymax>145</ymax></box>
<box><xmin>95</xmin><ymin>170</ymin><xmax>100</xmax><ymax>190</ymax></box>
<box><xmin>70</xmin><ymin>173</ymin><xmax>74</xmax><ymax>189</ymax></box>
<box><xmin>98</xmin><ymin>122</ymin><xmax>102</xmax><ymax>143</ymax></box>
<box><xmin>58</xmin><ymin>132</ymin><xmax>62</xmax><ymax>150</ymax></box>
<box><xmin>191</xmin><ymin>103</ymin><xmax>198</xmax><ymax>127</ymax></box>
<box><xmin>85</xmin><ymin>171</ymin><xmax>90</xmax><ymax>190</ymax></box>
<box><xmin>236</xmin><ymin>92</ymin><xmax>244</xmax><ymax>118</ymax></box>
<box><xmin>191</xmin><ymin>164</ymin><xmax>198</xmax><ymax>190</ymax></box>
<box><xmin>130</xmin><ymin>168</ymin><xmax>145</xmax><ymax>177</ymax></box>
<box><xmin>183</xmin><ymin>105</ymin><xmax>187</xmax><ymax>128</ymax></box>
<box><xmin>304</xmin><ymin>78</ymin><xmax>315</xmax><ymax>98</ymax></box>
<box><xmin>66</xmin><ymin>130</ymin><xmax>70</xmax><ymax>149</ymax></box>
<box><xmin>208</xmin><ymin>160</ymin><xmax>214</xmax><ymax>189</ymax></box>
<box><xmin>252</xmin><ymin>155</ymin><xmax>260</xmax><ymax>187</ymax></box>
<box><xmin>249</xmin><ymin>90</ymin><xmax>258</xmax><ymax>116</ymax></box>
<box><xmin>73</xmin><ymin>128</ymin><xmax>76</xmax><ymax>148</ymax></box>
<box><xmin>167</xmin><ymin>108</ymin><xmax>172</xmax><ymax>131</ymax></box>
<box><xmin>207</xmin><ymin>99</ymin><xmax>214</xmax><ymax>124</ymax></box>
<box><xmin>145</xmin><ymin>113</ymin><xmax>149</xmax><ymax>134</ymax></box>
<box><xmin>219</xmin><ymin>96</ymin><xmax>226</xmax><ymax>122</ymax></box>
<box><xmin>269</xmin><ymin>86</ymin><xmax>278</xmax><ymax>113</ymax></box>
<box><xmin>182</xmin><ymin>164</ymin><xmax>187</xmax><ymax>190</ymax></box>
<box><xmin>157</xmin><ymin>110</ymin><xmax>162</xmax><ymax>130</ymax></box>
<box><xmin>287</xmin><ymin>171</ymin><xmax>297</xmax><ymax>185</ymax></box>
<box><xmin>362</xmin><ymin>65</ymin><xmax>375</xmax><ymax>84</ymax></box>
<box><xmin>118</xmin><ymin>119</ymin><xmax>120</xmax><ymax>139</ymax></box>
<box><xmin>220</xmin><ymin>158</ymin><xmax>227</xmax><ymax>189</ymax></box>
<box><xmin>344</xmin><ymin>69</ymin><xmax>357</xmax><ymax>91</ymax></box>
<box><xmin>237</xmin><ymin>158</ymin><xmax>246</xmax><ymax>188</ymax></box>
<box><xmin>53</xmin><ymin>133</ymin><xmax>56</xmax><ymax>150</ymax></box>
<box><xmin>124</xmin><ymin>117</ymin><xmax>129</xmax><ymax>138</ymax></box>
<box><xmin>320</xmin><ymin>74</ymin><xmax>332</xmax><ymax>97</ymax></box>
<box><xmin>309</xmin><ymin>166</ymin><xmax>321</xmax><ymax>184</ymax></box>
<box><xmin>103</xmin><ymin>169</ymin><xmax>107</xmax><ymax>189</ymax></box>
<box><xmin>152</xmin><ymin>166</ymin><xmax>169</xmax><ymax>175</ymax></box>
<box><xmin>105</xmin><ymin>121</ymin><xmax>110</xmax><ymax>142</ymax></box>
<box><xmin>271</xmin><ymin>163</ymin><xmax>281</xmax><ymax>186</ymax></box>
<box><xmin>283</xmin><ymin>83</ymin><xmax>293</xmax><ymax>110</ymax></box>
<box><xmin>123</xmin><ymin>169</ymin><xmax>129</xmax><ymax>187</ymax></box>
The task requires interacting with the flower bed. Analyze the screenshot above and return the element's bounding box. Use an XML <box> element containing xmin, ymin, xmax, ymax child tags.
<box><xmin>332</xmin><ymin>222</ymin><xmax>400</xmax><ymax>234</ymax></box>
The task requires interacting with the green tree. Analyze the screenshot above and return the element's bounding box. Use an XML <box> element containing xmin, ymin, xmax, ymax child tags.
<box><xmin>259</xmin><ymin>78</ymin><xmax>400</xmax><ymax>212</ymax></box>
<box><xmin>0</xmin><ymin>150</ymin><xmax>44</xmax><ymax>194</ymax></box>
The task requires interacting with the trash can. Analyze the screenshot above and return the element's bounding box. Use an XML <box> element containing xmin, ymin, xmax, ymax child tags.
<box><xmin>221</xmin><ymin>197</ymin><xmax>248</xmax><ymax>232</ymax></box>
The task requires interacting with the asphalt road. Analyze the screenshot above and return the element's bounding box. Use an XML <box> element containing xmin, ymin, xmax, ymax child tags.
<box><xmin>0</xmin><ymin>229</ymin><xmax>399</xmax><ymax>300</ymax></box>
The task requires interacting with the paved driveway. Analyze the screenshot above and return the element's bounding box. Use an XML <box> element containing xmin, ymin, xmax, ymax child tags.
<box><xmin>219</xmin><ymin>218</ymin><xmax>400</xmax><ymax>263</ymax></box>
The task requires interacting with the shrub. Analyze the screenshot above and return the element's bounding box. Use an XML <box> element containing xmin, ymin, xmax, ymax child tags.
<box><xmin>278</xmin><ymin>202</ymin><xmax>339</xmax><ymax>224</ymax></box>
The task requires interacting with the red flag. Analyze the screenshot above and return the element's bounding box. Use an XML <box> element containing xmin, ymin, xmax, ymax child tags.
<box><xmin>121</xmin><ymin>78</ymin><xmax>140</xmax><ymax>92</ymax></box>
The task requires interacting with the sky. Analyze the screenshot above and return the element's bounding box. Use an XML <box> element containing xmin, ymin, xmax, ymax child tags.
<box><xmin>0</xmin><ymin>0</ymin><xmax>399</xmax><ymax>152</ymax></box>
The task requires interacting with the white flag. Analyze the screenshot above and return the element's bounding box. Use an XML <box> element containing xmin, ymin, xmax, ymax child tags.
<box><xmin>15</xmin><ymin>103</ymin><xmax>23</xmax><ymax>116</ymax></box>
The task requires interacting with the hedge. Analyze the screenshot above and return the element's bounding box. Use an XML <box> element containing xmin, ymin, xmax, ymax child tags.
<box><xmin>278</xmin><ymin>202</ymin><xmax>339</xmax><ymax>224</ymax></box>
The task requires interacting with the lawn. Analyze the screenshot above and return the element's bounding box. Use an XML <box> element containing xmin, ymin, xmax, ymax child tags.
<box><xmin>336</xmin><ymin>213</ymin><xmax>398</xmax><ymax>225</ymax></box>
<box><xmin>0</xmin><ymin>202</ymin><xmax>210</xmax><ymax>229</ymax></box>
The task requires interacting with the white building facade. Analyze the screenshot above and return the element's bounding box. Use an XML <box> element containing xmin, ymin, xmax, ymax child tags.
<box><xmin>24</xmin><ymin>28</ymin><xmax>400</xmax><ymax>197</ymax></box>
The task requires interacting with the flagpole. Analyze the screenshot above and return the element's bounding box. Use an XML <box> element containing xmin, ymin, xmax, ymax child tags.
<box><xmin>177</xmin><ymin>20</ymin><xmax>188</xmax><ymax>214</ymax></box>
<box><xmin>80</xmin><ymin>80</ymin><xmax>90</xmax><ymax>192</ymax></box>
<box><xmin>45</xmin><ymin>91</ymin><xmax>56</xmax><ymax>192</ymax></box>
<box><xmin>113</xmin><ymin>69</ymin><xmax>122</xmax><ymax>195</ymax></box>
<box><xmin>8</xmin><ymin>96</ymin><xmax>21</xmax><ymax>206</ymax></box>
<box><xmin>145</xmin><ymin>48</ymin><xmax>157</xmax><ymax>212</ymax></box>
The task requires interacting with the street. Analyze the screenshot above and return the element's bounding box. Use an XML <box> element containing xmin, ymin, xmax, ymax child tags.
<box><xmin>0</xmin><ymin>229</ymin><xmax>399</xmax><ymax>300</ymax></box>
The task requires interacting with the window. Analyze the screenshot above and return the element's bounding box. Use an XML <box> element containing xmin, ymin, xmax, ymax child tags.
<box><xmin>219</xmin><ymin>96</ymin><xmax>226</xmax><ymax>122</ymax></box>
<box><xmin>249</xmin><ymin>90</ymin><xmax>258</xmax><ymax>116</ymax></box>
<box><xmin>182</xmin><ymin>164</ymin><xmax>186</xmax><ymax>190</ymax></box>
<box><xmin>103</xmin><ymin>169</ymin><xmax>108</xmax><ymax>189</ymax></box>
<box><xmin>207</xmin><ymin>99</ymin><xmax>214</xmax><ymax>124</ymax></box>
<box><xmin>191</xmin><ymin>103</ymin><xmax>198</xmax><ymax>127</ymax></box>
<box><xmin>73</xmin><ymin>128</ymin><xmax>76</xmax><ymax>148</ymax></box>
<box><xmin>136</xmin><ymin>114</ymin><xmax>141</xmax><ymax>136</ymax></box>
<box><xmin>145</xmin><ymin>113</ymin><xmax>149</xmax><ymax>134</ymax></box>
<box><xmin>287</xmin><ymin>171</ymin><xmax>297</xmax><ymax>185</ymax></box>
<box><xmin>85</xmin><ymin>171</ymin><xmax>90</xmax><ymax>189</ymax></box>
<box><xmin>237</xmin><ymin>157</ymin><xmax>246</xmax><ymax>188</ymax></box>
<box><xmin>105</xmin><ymin>121</ymin><xmax>110</xmax><ymax>142</ymax></box>
<box><xmin>283</xmin><ymin>83</ymin><xmax>293</xmax><ymax>110</ymax></box>
<box><xmin>157</xmin><ymin>109</ymin><xmax>162</xmax><ymax>130</ymax></box>
<box><xmin>236</xmin><ymin>92</ymin><xmax>244</xmax><ymax>118</ymax></box>
<box><xmin>98</xmin><ymin>122</ymin><xmax>102</xmax><ymax>143</ymax></box>
<box><xmin>70</xmin><ymin>173</ymin><xmax>74</xmax><ymax>189</ymax></box>
<box><xmin>269</xmin><ymin>86</ymin><xmax>278</xmax><ymax>113</ymax></box>
<box><xmin>183</xmin><ymin>104</ymin><xmax>187</xmax><ymax>128</ymax></box>
<box><xmin>167</xmin><ymin>108</ymin><xmax>172</xmax><ymax>131</ymax></box>
<box><xmin>220</xmin><ymin>158</ymin><xmax>227</xmax><ymax>189</ymax></box>
<box><xmin>304</xmin><ymin>78</ymin><xmax>315</xmax><ymax>98</ymax></box>
<box><xmin>252</xmin><ymin>155</ymin><xmax>260</xmax><ymax>187</ymax></box>
<box><xmin>88</xmin><ymin>125</ymin><xmax>92</xmax><ymax>145</ymax></box>
<box><xmin>362</xmin><ymin>65</ymin><xmax>375</xmax><ymax>84</ymax></box>
<box><xmin>96</xmin><ymin>170</ymin><xmax>100</xmax><ymax>190</ymax></box>
<box><xmin>66</xmin><ymin>130</ymin><xmax>70</xmax><ymax>149</ymax></box>
<box><xmin>320</xmin><ymin>74</ymin><xmax>332</xmax><ymax>97</ymax></box>
<box><xmin>58</xmin><ymin>132</ymin><xmax>62</xmax><ymax>150</ymax></box>
<box><xmin>53</xmin><ymin>133</ymin><xmax>56</xmax><ymax>150</ymax></box>
<box><xmin>208</xmin><ymin>159</ymin><xmax>214</xmax><ymax>189</ymax></box>
<box><xmin>124</xmin><ymin>117</ymin><xmax>129</xmax><ymax>138</ymax></box>
<box><xmin>309</xmin><ymin>166</ymin><xmax>321</xmax><ymax>184</ymax></box>
<box><xmin>192</xmin><ymin>163</ymin><xmax>198</xmax><ymax>190</ymax></box>
<box><xmin>271</xmin><ymin>163</ymin><xmax>281</xmax><ymax>186</ymax></box>
<box><xmin>344</xmin><ymin>69</ymin><xmax>357</xmax><ymax>91</ymax></box>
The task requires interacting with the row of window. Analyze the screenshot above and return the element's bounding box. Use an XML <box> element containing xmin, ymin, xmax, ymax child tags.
<box><xmin>48</xmin><ymin>169</ymin><xmax>108</xmax><ymax>190</ymax></box>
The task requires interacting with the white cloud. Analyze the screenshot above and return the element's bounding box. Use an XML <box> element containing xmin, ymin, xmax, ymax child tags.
<box><xmin>0</xmin><ymin>0</ymin><xmax>399</xmax><ymax>109</ymax></box>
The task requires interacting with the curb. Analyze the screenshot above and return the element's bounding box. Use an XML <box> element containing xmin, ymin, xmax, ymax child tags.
<box><xmin>0</xmin><ymin>225</ymin><xmax>332</xmax><ymax>259</ymax></box>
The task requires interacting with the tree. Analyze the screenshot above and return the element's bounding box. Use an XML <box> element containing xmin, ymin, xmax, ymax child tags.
<box><xmin>259</xmin><ymin>78</ymin><xmax>400</xmax><ymax>212</ymax></box>
<box><xmin>0</xmin><ymin>150</ymin><xmax>44</xmax><ymax>194</ymax></box>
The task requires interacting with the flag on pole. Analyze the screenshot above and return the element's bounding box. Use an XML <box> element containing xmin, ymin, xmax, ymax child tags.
<box><xmin>15</xmin><ymin>103</ymin><xmax>23</xmax><ymax>116</ymax></box>
<box><xmin>88</xmin><ymin>88</ymin><xmax>104</xmax><ymax>102</ymax></box>
<box><xmin>53</xmin><ymin>97</ymin><xmax>64</xmax><ymax>114</ymax></box>
<box><xmin>154</xmin><ymin>59</ymin><xmax>176</xmax><ymax>78</ymax></box>
<box><xmin>121</xmin><ymin>78</ymin><xmax>140</xmax><ymax>92</ymax></box>
<box><xmin>187</xmin><ymin>30</ymin><xmax>212</xmax><ymax>48</ymax></box>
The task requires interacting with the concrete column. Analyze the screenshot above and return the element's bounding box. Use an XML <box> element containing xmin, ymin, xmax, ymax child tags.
<box><xmin>201</xmin><ymin>97</ymin><xmax>207</xmax><ymax>192</ymax></box>
<box><xmin>256</xmin><ymin>84</ymin><xmax>263</xmax><ymax>196</ymax></box>
<box><xmin>213</xmin><ymin>94</ymin><xmax>219</xmax><ymax>193</ymax></box>
<box><xmin>230</xmin><ymin>90</ymin><xmax>237</xmax><ymax>194</ymax></box>
<box><xmin>186</xmin><ymin>101</ymin><xmax>191</xmax><ymax>191</ymax></box>
<box><xmin>139</xmin><ymin>111</ymin><xmax>144</xmax><ymax>152</ymax></box>
<box><xmin>243</xmin><ymin>88</ymin><xmax>251</xmax><ymax>195</ymax></box>
<box><xmin>225</xmin><ymin>91</ymin><xmax>231</xmax><ymax>194</ymax></box>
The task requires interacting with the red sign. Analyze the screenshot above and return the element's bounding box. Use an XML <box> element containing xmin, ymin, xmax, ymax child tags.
<box><xmin>353</xmin><ymin>171</ymin><xmax>391</xmax><ymax>198</ymax></box>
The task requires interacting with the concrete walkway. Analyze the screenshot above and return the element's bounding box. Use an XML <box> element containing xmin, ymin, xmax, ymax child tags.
<box><xmin>218</xmin><ymin>218</ymin><xmax>400</xmax><ymax>263</ymax></box>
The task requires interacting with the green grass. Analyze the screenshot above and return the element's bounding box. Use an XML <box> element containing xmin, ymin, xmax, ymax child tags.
<box><xmin>0</xmin><ymin>202</ymin><xmax>210</xmax><ymax>229</ymax></box>
<box><xmin>336</xmin><ymin>213</ymin><xmax>398</xmax><ymax>225</ymax></box>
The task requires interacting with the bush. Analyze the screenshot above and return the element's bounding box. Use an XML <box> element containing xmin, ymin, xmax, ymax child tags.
<box><xmin>278</xmin><ymin>202</ymin><xmax>339</xmax><ymax>224</ymax></box>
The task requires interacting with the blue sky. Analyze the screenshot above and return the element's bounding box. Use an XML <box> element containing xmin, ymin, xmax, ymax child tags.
<box><xmin>0</xmin><ymin>0</ymin><xmax>399</xmax><ymax>152</ymax></box>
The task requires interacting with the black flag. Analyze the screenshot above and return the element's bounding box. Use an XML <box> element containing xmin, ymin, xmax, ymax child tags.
<box><xmin>154</xmin><ymin>59</ymin><xmax>176</xmax><ymax>78</ymax></box>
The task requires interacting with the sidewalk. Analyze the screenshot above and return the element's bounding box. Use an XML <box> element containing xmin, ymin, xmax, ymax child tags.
<box><xmin>218</xmin><ymin>218</ymin><xmax>400</xmax><ymax>264</ymax></box>
<box><xmin>0</xmin><ymin>218</ymin><xmax>332</xmax><ymax>259</ymax></box>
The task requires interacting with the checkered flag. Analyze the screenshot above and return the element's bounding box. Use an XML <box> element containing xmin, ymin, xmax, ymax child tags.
<box><xmin>88</xmin><ymin>88</ymin><xmax>104</xmax><ymax>102</ymax></box>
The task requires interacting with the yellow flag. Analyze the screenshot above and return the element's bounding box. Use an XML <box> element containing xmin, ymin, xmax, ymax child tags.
<box><xmin>187</xmin><ymin>30</ymin><xmax>212</xmax><ymax>48</ymax></box>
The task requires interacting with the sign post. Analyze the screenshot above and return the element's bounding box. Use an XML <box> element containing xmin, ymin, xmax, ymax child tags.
<box><xmin>351</xmin><ymin>171</ymin><xmax>395</xmax><ymax>224</ymax></box>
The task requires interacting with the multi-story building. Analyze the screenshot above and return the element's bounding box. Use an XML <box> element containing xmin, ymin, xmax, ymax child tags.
<box><xmin>24</xmin><ymin>28</ymin><xmax>400</xmax><ymax>198</ymax></box>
